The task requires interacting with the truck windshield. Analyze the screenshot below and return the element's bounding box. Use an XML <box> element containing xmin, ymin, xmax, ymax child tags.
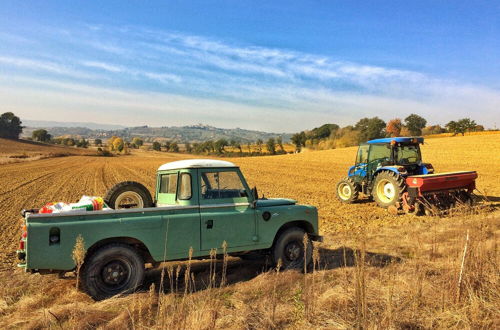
<box><xmin>201</xmin><ymin>171</ymin><xmax>247</xmax><ymax>199</ymax></box>
<box><xmin>395</xmin><ymin>145</ymin><xmax>421</xmax><ymax>164</ymax></box>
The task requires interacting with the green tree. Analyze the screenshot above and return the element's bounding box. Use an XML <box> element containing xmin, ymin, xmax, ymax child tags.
<box><xmin>0</xmin><ymin>112</ymin><xmax>23</xmax><ymax>139</ymax></box>
<box><xmin>215</xmin><ymin>138</ymin><xmax>229</xmax><ymax>153</ymax></box>
<box><xmin>76</xmin><ymin>138</ymin><xmax>89</xmax><ymax>148</ymax></box>
<box><xmin>171</xmin><ymin>142</ymin><xmax>179</xmax><ymax>152</ymax></box>
<box><xmin>192</xmin><ymin>142</ymin><xmax>201</xmax><ymax>153</ymax></box>
<box><xmin>32</xmin><ymin>129</ymin><xmax>51</xmax><ymax>142</ymax></box>
<box><xmin>94</xmin><ymin>138</ymin><xmax>102</xmax><ymax>146</ymax></box>
<box><xmin>291</xmin><ymin>132</ymin><xmax>307</xmax><ymax>151</ymax></box>
<box><xmin>164</xmin><ymin>141</ymin><xmax>172</xmax><ymax>152</ymax></box>
<box><xmin>64</xmin><ymin>138</ymin><xmax>76</xmax><ymax>146</ymax></box>
<box><xmin>404</xmin><ymin>114</ymin><xmax>427</xmax><ymax>136</ymax></box>
<box><xmin>310</xmin><ymin>123</ymin><xmax>339</xmax><ymax>139</ymax></box>
<box><xmin>266</xmin><ymin>138</ymin><xmax>276</xmax><ymax>155</ymax></box>
<box><xmin>276</xmin><ymin>136</ymin><xmax>285</xmax><ymax>152</ymax></box>
<box><xmin>230</xmin><ymin>139</ymin><xmax>242</xmax><ymax>153</ymax></box>
<box><xmin>447</xmin><ymin>118</ymin><xmax>477</xmax><ymax>136</ymax></box>
<box><xmin>256</xmin><ymin>139</ymin><xmax>263</xmax><ymax>153</ymax></box>
<box><xmin>185</xmin><ymin>142</ymin><xmax>192</xmax><ymax>153</ymax></box>
<box><xmin>459</xmin><ymin>118</ymin><xmax>477</xmax><ymax>133</ymax></box>
<box><xmin>152</xmin><ymin>141</ymin><xmax>161</xmax><ymax>151</ymax></box>
<box><xmin>202</xmin><ymin>140</ymin><xmax>215</xmax><ymax>153</ymax></box>
<box><xmin>421</xmin><ymin>125</ymin><xmax>445</xmax><ymax>135</ymax></box>
<box><xmin>131</xmin><ymin>137</ymin><xmax>143</xmax><ymax>148</ymax></box>
<box><xmin>355</xmin><ymin>117</ymin><xmax>386</xmax><ymax>142</ymax></box>
<box><xmin>474</xmin><ymin>125</ymin><xmax>484</xmax><ymax>132</ymax></box>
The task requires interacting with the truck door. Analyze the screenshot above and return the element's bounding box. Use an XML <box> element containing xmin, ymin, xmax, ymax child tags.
<box><xmin>154</xmin><ymin>170</ymin><xmax>201</xmax><ymax>260</ymax></box>
<box><xmin>199</xmin><ymin>168</ymin><xmax>256</xmax><ymax>251</ymax></box>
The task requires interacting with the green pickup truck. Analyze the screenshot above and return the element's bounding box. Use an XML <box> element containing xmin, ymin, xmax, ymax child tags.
<box><xmin>17</xmin><ymin>159</ymin><xmax>321</xmax><ymax>300</ymax></box>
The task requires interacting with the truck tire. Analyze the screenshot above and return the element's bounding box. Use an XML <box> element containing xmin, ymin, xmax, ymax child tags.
<box><xmin>104</xmin><ymin>181</ymin><xmax>153</xmax><ymax>209</ymax></box>
<box><xmin>80</xmin><ymin>243</ymin><xmax>145</xmax><ymax>300</ymax></box>
<box><xmin>272</xmin><ymin>227</ymin><xmax>312</xmax><ymax>270</ymax></box>
<box><xmin>372</xmin><ymin>171</ymin><xmax>405</xmax><ymax>208</ymax></box>
<box><xmin>336</xmin><ymin>177</ymin><xmax>359</xmax><ymax>203</ymax></box>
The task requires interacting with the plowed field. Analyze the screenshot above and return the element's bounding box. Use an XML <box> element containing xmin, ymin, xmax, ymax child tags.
<box><xmin>0</xmin><ymin>134</ymin><xmax>499</xmax><ymax>271</ymax></box>
<box><xmin>0</xmin><ymin>134</ymin><xmax>499</xmax><ymax>328</ymax></box>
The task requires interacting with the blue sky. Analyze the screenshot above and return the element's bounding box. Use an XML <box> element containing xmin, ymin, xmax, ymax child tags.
<box><xmin>0</xmin><ymin>1</ymin><xmax>499</xmax><ymax>132</ymax></box>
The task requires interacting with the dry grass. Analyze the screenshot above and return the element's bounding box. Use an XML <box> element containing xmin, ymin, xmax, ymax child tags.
<box><xmin>0</xmin><ymin>212</ymin><xmax>497</xmax><ymax>329</ymax></box>
<box><xmin>424</xmin><ymin>130</ymin><xmax>500</xmax><ymax>139</ymax></box>
<box><xmin>0</xmin><ymin>134</ymin><xmax>499</xmax><ymax>328</ymax></box>
<box><xmin>0</xmin><ymin>138</ymin><xmax>93</xmax><ymax>164</ymax></box>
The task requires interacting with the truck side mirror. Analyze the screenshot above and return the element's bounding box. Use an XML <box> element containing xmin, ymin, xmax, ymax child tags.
<box><xmin>252</xmin><ymin>186</ymin><xmax>258</xmax><ymax>200</ymax></box>
<box><xmin>251</xmin><ymin>186</ymin><xmax>258</xmax><ymax>208</ymax></box>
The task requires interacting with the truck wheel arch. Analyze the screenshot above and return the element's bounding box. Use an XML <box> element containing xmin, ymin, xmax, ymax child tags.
<box><xmin>272</xmin><ymin>221</ymin><xmax>315</xmax><ymax>247</ymax></box>
<box><xmin>85</xmin><ymin>237</ymin><xmax>154</xmax><ymax>264</ymax></box>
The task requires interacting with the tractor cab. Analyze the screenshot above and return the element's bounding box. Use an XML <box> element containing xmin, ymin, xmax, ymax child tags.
<box><xmin>350</xmin><ymin>137</ymin><xmax>432</xmax><ymax>184</ymax></box>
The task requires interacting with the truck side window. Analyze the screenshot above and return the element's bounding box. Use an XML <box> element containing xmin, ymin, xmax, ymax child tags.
<box><xmin>201</xmin><ymin>171</ymin><xmax>246</xmax><ymax>199</ymax></box>
<box><xmin>178</xmin><ymin>173</ymin><xmax>192</xmax><ymax>200</ymax></box>
<box><xmin>160</xmin><ymin>173</ymin><xmax>178</xmax><ymax>194</ymax></box>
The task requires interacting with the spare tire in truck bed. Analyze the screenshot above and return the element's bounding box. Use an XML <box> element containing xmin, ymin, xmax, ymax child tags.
<box><xmin>104</xmin><ymin>181</ymin><xmax>153</xmax><ymax>209</ymax></box>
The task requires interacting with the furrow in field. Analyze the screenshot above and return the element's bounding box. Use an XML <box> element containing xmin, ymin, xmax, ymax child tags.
<box><xmin>0</xmin><ymin>157</ymin><xmax>95</xmax><ymax>270</ymax></box>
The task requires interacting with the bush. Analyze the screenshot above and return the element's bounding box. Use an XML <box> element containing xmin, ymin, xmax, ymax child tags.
<box><xmin>96</xmin><ymin>147</ymin><xmax>113</xmax><ymax>157</ymax></box>
<box><xmin>152</xmin><ymin>141</ymin><xmax>161</xmax><ymax>151</ymax></box>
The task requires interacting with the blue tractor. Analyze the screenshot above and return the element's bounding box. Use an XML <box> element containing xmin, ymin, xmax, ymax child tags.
<box><xmin>336</xmin><ymin>137</ymin><xmax>434</xmax><ymax>208</ymax></box>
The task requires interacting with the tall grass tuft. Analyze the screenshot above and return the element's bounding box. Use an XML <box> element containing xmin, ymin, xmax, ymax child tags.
<box><xmin>71</xmin><ymin>235</ymin><xmax>86</xmax><ymax>289</ymax></box>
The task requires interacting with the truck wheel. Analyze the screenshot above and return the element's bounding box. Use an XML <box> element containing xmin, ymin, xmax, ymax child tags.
<box><xmin>80</xmin><ymin>244</ymin><xmax>145</xmax><ymax>300</ymax></box>
<box><xmin>372</xmin><ymin>171</ymin><xmax>405</xmax><ymax>208</ymax></box>
<box><xmin>336</xmin><ymin>177</ymin><xmax>359</xmax><ymax>203</ymax></box>
<box><xmin>273</xmin><ymin>228</ymin><xmax>312</xmax><ymax>270</ymax></box>
<box><xmin>104</xmin><ymin>181</ymin><xmax>153</xmax><ymax>209</ymax></box>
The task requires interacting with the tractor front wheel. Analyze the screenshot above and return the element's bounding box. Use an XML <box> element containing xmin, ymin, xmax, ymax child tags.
<box><xmin>372</xmin><ymin>171</ymin><xmax>405</xmax><ymax>208</ymax></box>
<box><xmin>336</xmin><ymin>177</ymin><xmax>360</xmax><ymax>203</ymax></box>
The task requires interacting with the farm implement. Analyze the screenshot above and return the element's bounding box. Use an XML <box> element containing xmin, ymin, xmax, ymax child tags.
<box><xmin>336</xmin><ymin>137</ymin><xmax>478</xmax><ymax>215</ymax></box>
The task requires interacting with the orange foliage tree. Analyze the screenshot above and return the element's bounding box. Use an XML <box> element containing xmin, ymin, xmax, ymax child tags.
<box><xmin>386</xmin><ymin>118</ymin><xmax>402</xmax><ymax>137</ymax></box>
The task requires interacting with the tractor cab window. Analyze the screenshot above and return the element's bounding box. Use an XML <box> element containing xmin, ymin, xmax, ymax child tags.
<box><xmin>201</xmin><ymin>171</ymin><xmax>247</xmax><ymax>199</ymax></box>
<box><xmin>368</xmin><ymin>144</ymin><xmax>391</xmax><ymax>163</ymax></box>
<box><xmin>356</xmin><ymin>144</ymin><xmax>369</xmax><ymax>164</ymax></box>
<box><xmin>395</xmin><ymin>145</ymin><xmax>421</xmax><ymax>165</ymax></box>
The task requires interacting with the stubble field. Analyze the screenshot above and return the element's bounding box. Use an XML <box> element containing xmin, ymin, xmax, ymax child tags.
<box><xmin>0</xmin><ymin>134</ymin><xmax>498</xmax><ymax>328</ymax></box>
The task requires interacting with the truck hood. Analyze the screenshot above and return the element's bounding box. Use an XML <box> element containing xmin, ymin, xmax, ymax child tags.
<box><xmin>256</xmin><ymin>198</ymin><xmax>297</xmax><ymax>207</ymax></box>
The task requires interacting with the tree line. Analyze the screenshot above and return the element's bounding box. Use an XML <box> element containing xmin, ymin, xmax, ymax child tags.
<box><xmin>1</xmin><ymin>111</ymin><xmax>490</xmax><ymax>156</ymax></box>
<box><xmin>291</xmin><ymin>114</ymin><xmax>486</xmax><ymax>151</ymax></box>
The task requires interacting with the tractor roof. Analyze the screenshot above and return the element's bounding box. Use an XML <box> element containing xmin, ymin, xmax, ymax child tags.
<box><xmin>158</xmin><ymin>159</ymin><xmax>237</xmax><ymax>171</ymax></box>
<box><xmin>367</xmin><ymin>137</ymin><xmax>424</xmax><ymax>144</ymax></box>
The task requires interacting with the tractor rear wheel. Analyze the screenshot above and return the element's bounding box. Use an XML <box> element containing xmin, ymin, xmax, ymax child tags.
<box><xmin>336</xmin><ymin>177</ymin><xmax>359</xmax><ymax>203</ymax></box>
<box><xmin>372</xmin><ymin>171</ymin><xmax>405</xmax><ymax>208</ymax></box>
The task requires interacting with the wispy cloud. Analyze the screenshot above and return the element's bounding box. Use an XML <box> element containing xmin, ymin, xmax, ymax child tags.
<box><xmin>0</xmin><ymin>56</ymin><xmax>100</xmax><ymax>80</ymax></box>
<box><xmin>0</xmin><ymin>23</ymin><xmax>498</xmax><ymax>130</ymax></box>
<box><xmin>82</xmin><ymin>61</ymin><xmax>123</xmax><ymax>72</ymax></box>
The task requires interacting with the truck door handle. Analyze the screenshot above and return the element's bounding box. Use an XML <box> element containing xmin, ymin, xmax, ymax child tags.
<box><xmin>206</xmin><ymin>220</ymin><xmax>213</xmax><ymax>229</ymax></box>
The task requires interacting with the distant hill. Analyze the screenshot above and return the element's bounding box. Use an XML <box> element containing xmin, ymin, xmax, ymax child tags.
<box><xmin>21</xmin><ymin>122</ymin><xmax>291</xmax><ymax>143</ymax></box>
<box><xmin>23</xmin><ymin>120</ymin><xmax>126</xmax><ymax>130</ymax></box>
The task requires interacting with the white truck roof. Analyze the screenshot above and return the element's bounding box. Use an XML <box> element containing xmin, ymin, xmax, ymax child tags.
<box><xmin>158</xmin><ymin>159</ymin><xmax>237</xmax><ymax>171</ymax></box>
